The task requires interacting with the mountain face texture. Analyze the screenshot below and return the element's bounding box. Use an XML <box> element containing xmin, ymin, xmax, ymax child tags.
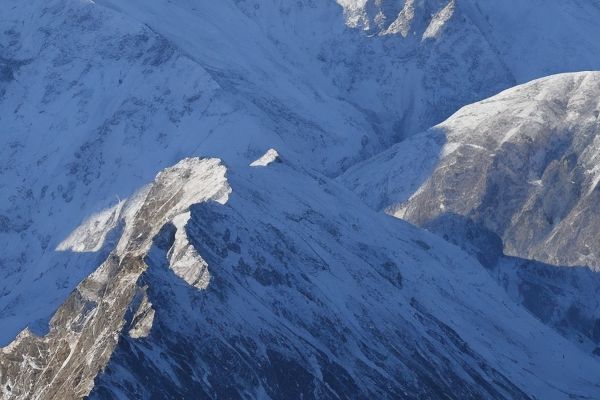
<box><xmin>4</xmin><ymin>156</ymin><xmax>600</xmax><ymax>400</ymax></box>
<box><xmin>343</xmin><ymin>72</ymin><xmax>600</xmax><ymax>269</ymax></box>
<box><xmin>1</xmin><ymin>159</ymin><xmax>231</xmax><ymax>399</ymax></box>
<box><xmin>2</xmin><ymin>0</ymin><xmax>600</xmax><ymax>399</ymax></box>
<box><xmin>342</xmin><ymin>72</ymin><xmax>600</xmax><ymax>355</ymax></box>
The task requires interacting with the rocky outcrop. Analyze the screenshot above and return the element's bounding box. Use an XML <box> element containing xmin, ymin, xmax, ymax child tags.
<box><xmin>0</xmin><ymin>158</ymin><xmax>230</xmax><ymax>399</ymax></box>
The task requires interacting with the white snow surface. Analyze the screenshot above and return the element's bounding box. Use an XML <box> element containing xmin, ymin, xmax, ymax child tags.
<box><xmin>0</xmin><ymin>0</ymin><xmax>600</xmax><ymax>397</ymax></box>
<box><xmin>250</xmin><ymin>148</ymin><xmax>281</xmax><ymax>167</ymax></box>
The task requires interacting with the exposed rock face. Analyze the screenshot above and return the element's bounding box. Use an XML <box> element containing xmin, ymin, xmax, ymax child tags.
<box><xmin>0</xmin><ymin>0</ymin><xmax>532</xmax><ymax>345</ymax></box>
<box><xmin>0</xmin><ymin>158</ymin><xmax>230</xmax><ymax>399</ymax></box>
<box><xmin>336</xmin><ymin>0</ymin><xmax>451</xmax><ymax>37</ymax></box>
<box><xmin>343</xmin><ymin>72</ymin><xmax>600</xmax><ymax>269</ymax></box>
<box><xmin>127</xmin><ymin>286</ymin><xmax>155</xmax><ymax>339</ymax></box>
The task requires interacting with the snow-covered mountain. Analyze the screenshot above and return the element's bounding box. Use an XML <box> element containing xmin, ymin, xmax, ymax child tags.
<box><xmin>4</xmin><ymin>156</ymin><xmax>600</xmax><ymax>399</ymax></box>
<box><xmin>337</xmin><ymin>0</ymin><xmax>600</xmax><ymax>81</ymax></box>
<box><xmin>342</xmin><ymin>71</ymin><xmax>600</xmax><ymax>354</ymax></box>
<box><xmin>2</xmin><ymin>0</ymin><xmax>600</xmax><ymax>398</ymax></box>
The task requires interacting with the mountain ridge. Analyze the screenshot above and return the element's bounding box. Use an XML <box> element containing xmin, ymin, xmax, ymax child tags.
<box><xmin>5</xmin><ymin>155</ymin><xmax>600</xmax><ymax>399</ymax></box>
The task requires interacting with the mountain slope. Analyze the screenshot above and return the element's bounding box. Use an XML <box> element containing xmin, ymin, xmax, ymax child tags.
<box><xmin>3</xmin><ymin>156</ymin><xmax>600</xmax><ymax>399</ymax></box>
<box><xmin>342</xmin><ymin>71</ymin><xmax>600</xmax><ymax>354</ymax></box>
<box><xmin>0</xmin><ymin>0</ymin><xmax>381</xmax><ymax>345</ymax></box>
<box><xmin>342</xmin><ymin>72</ymin><xmax>600</xmax><ymax>269</ymax></box>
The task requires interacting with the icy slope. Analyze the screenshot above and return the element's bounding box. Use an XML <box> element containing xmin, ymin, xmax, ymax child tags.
<box><xmin>92</xmin><ymin>0</ymin><xmax>516</xmax><ymax>144</ymax></box>
<box><xmin>457</xmin><ymin>0</ymin><xmax>600</xmax><ymax>82</ymax></box>
<box><xmin>337</xmin><ymin>0</ymin><xmax>600</xmax><ymax>79</ymax></box>
<box><xmin>494</xmin><ymin>257</ymin><xmax>600</xmax><ymax>356</ymax></box>
<box><xmin>3</xmin><ymin>156</ymin><xmax>600</xmax><ymax>399</ymax></box>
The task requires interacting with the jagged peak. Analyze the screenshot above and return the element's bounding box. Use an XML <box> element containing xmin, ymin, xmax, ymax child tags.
<box><xmin>0</xmin><ymin>156</ymin><xmax>233</xmax><ymax>399</ymax></box>
<box><xmin>337</xmin><ymin>0</ymin><xmax>455</xmax><ymax>37</ymax></box>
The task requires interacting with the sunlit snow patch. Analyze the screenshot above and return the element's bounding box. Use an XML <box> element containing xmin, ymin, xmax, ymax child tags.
<box><xmin>56</xmin><ymin>201</ymin><xmax>125</xmax><ymax>253</ymax></box>
<box><xmin>56</xmin><ymin>187</ymin><xmax>150</xmax><ymax>253</ymax></box>
<box><xmin>250</xmin><ymin>148</ymin><xmax>281</xmax><ymax>167</ymax></box>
